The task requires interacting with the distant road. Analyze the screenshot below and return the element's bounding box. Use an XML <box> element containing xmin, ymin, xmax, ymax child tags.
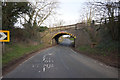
<box><xmin>59</xmin><ymin>38</ymin><xmax>73</xmax><ymax>46</ymax></box>
<box><xmin>3</xmin><ymin>39</ymin><xmax>118</xmax><ymax>78</ymax></box>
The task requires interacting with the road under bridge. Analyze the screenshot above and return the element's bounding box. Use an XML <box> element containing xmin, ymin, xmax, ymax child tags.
<box><xmin>49</xmin><ymin>23</ymin><xmax>92</xmax><ymax>47</ymax></box>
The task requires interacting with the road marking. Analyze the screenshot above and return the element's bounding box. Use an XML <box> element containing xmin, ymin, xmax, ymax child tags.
<box><xmin>43</xmin><ymin>67</ymin><xmax>46</xmax><ymax>72</ymax></box>
<box><xmin>19</xmin><ymin>55</ymin><xmax>34</xmax><ymax>66</ymax></box>
<box><xmin>43</xmin><ymin>57</ymin><xmax>45</xmax><ymax>61</ymax></box>
<box><xmin>70</xmin><ymin>48</ymin><xmax>115</xmax><ymax>69</ymax></box>
<box><xmin>0</xmin><ymin>76</ymin><xmax>3</xmax><ymax>79</ymax></box>
<box><xmin>48</xmin><ymin>52</ymin><xmax>54</xmax><ymax>55</ymax></box>
<box><xmin>70</xmin><ymin>48</ymin><xmax>77</xmax><ymax>54</ymax></box>
<box><xmin>32</xmin><ymin>65</ymin><xmax>35</xmax><ymax>68</ymax></box>
<box><xmin>45</xmin><ymin>60</ymin><xmax>48</xmax><ymax>63</ymax></box>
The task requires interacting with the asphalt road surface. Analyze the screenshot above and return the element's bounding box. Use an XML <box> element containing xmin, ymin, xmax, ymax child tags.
<box><xmin>3</xmin><ymin>39</ymin><xmax>118</xmax><ymax>78</ymax></box>
<box><xmin>59</xmin><ymin>38</ymin><xmax>73</xmax><ymax>46</ymax></box>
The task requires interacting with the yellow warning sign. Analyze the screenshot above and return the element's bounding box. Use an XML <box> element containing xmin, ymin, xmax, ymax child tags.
<box><xmin>0</xmin><ymin>30</ymin><xmax>10</xmax><ymax>42</ymax></box>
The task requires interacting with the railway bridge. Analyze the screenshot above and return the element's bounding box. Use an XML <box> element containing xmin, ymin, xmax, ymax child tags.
<box><xmin>48</xmin><ymin>23</ymin><xmax>92</xmax><ymax>47</ymax></box>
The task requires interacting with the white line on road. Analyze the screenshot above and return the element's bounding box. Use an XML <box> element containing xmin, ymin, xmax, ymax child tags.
<box><xmin>70</xmin><ymin>48</ymin><xmax>116</xmax><ymax>69</ymax></box>
<box><xmin>0</xmin><ymin>76</ymin><xmax>3</xmax><ymax>79</ymax></box>
<box><xmin>32</xmin><ymin>65</ymin><xmax>35</xmax><ymax>68</ymax></box>
<box><xmin>43</xmin><ymin>67</ymin><xmax>46</xmax><ymax>72</ymax></box>
<box><xmin>19</xmin><ymin>56</ymin><xmax>35</xmax><ymax>66</ymax></box>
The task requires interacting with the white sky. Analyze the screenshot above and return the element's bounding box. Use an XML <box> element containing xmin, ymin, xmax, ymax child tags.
<box><xmin>14</xmin><ymin>0</ymin><xmax>88</xmax><ymax>28</ymax></box>
<box><xmin>55</xmin><ymin>0</ymin><xmax>85</xmax><ymax>26</ymax></box>
<box><xmin>13</xmin><ymin>0</ymin><xmax>119</xmax><ymax>28</ymax></box>
<box><xmin>42</xmin><ymin>0</ymin><xmax>87</xmax><ymax>27</ymax></box>
<box><xmin>46</xmin><ymin>0</ymin><xmax>119</xmax><ymax>27</ymax></box>
<box><xmin>62</xmin><ymin>35</ymin><xmax>70</xmax><ymax>37</ymax></box>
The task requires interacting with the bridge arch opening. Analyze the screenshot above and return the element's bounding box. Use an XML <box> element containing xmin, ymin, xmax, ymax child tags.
<box><xmin>52</xmin><ymin>32</ymin><xmax>76</xmax><ymax>47</ymax></box>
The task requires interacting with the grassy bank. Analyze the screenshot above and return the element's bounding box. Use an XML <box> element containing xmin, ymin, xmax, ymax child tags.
<box><xmin>3</xmin><ymin>43</ymin><xmax>45</xmax><ymax>66</ymax></box>
<box><xmin>77</xmin><ymin>41</ymin><xmax>119</xmax><ymax>56</ymax></box>
<box><xmin>76</xmin><ymin>41</ymin><xmax>119</xmax><ymax>67</ymax></box>
<box><xmin>69</xmin><ymin>38</ymin><xmax>74</xmax><ymax>41</ymax></box>
<box><xmin>77</xmin><ymin>45</ymin><xmax>106</xmax><ymax>55</ymax></box>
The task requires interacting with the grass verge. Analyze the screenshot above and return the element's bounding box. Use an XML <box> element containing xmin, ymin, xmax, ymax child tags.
<box><xmin>2</xmin><ymin>43</ymin><xmax>44</xmax><ymax>66</ymax></box>
<box><xmin>77</xmin><ymin>45</ymin><xmax>105</xmax><ymax>55</ymax></box>
<box><xmin>69</xmin><ymin>38</ymin><xmax>74</xmax><ymax>41</ymax></box>
<box><xmin>75</xmin><ymin>44</ymin><xmax>119</xmax><ymax>68</ymax></box>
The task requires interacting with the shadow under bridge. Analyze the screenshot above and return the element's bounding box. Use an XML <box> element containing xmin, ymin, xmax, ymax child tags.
<box><xmin>52</xmin><ymin>31</ymin><xmax>76</xmax><ymax>47</ymax></box>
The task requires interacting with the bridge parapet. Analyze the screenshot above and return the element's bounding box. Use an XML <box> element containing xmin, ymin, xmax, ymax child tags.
<box><xmin>49</xmin><ymin>23</ymin><xmax>87</xmax><ymax>32</ymax></box>
<box><xmin>48</xmin><ymin>23</ymin><xmax>92</xmax><ymax>47</ymax></box>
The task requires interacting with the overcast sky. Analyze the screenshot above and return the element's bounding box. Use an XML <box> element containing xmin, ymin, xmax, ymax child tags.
<box><xmin>13</xmin><ymin>0</ymin><xmax>119</xmax><ymax>28</ymax></box>
<box><xmin>42</xmin><ymin>0</ymin><xmax>87</xmax><ymax>27</ymax></box>
<box><xmin>14</xmin><ymin>0</ymin><xmax>90</xmax><ymax>27</ymax></box>
<box><xmin>55</xmin><ymin>0</ymin><xmax>85</xmax><ymax>26</ymax></box>
<box><xmin>49</xmin><ymin>0</ymin><xmax>118</xmax><ymax>26</ymax></box>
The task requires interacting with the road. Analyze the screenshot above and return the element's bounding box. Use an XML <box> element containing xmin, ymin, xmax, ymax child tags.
<box><xmin>59</xmin><ymin>38</ymin><xmax>73</xmax><ymax>46</ymax></box>
<box><xmin>3</xmin><ymin>39</ymin><xmax>118</xmax><ymax>78</ymax></box>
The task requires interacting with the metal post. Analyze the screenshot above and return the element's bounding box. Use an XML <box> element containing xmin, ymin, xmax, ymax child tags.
<box><xmin>2</xmin><ymin>42</ymin><xmax>5</xmax><ymax>54</ymax></box>
<box><xmin>74</xmin><ymin>38</ymin><xmax>75</xmax><ymax>47</ymax></box>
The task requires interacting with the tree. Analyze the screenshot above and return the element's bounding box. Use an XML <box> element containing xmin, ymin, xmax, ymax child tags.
<box><xmin>79</xmin><ymin>0</ymin><xmax>120</xmax><ymax>43</ymax></box>
<box><xmin>79</xmin><ymin>3</ymin><xmax>96</xmax><ymax>26</ymax></box>
<box><xmin>2</xmin><ymin>2</ymin><xmax>31</xmax><ymax>30</ymax></box>
<box><xmin>20</xmin><ymin>0</ymin><xmax>58</xmax><ymax>28</ymax></box>
<box><xmin>89</xmin><ymin>0</ymin><xmax>120</xmax><ymax>41</ymax></box>
<box><xmin>53</xmin><ymin>19</ymin><xmax>65</xmax><ymax>27</ymax></box>
<box><xmin>19</xmin><ymin>0</ymin><xmax>59</xmax><ymax>39</ymax></box>
<box><xmin>38</xmin><ymin>26</ymin><xmax>48</xmax><ymax>32</ymax></box>
<box><xmin>2</xmin><ymin>1</ymin><xmax>59</xmax><ymax>41</ymax></box>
